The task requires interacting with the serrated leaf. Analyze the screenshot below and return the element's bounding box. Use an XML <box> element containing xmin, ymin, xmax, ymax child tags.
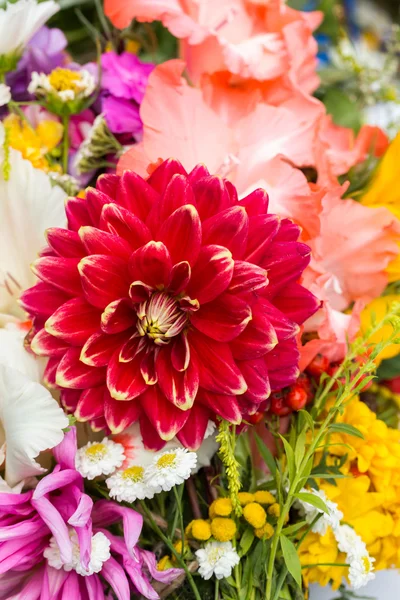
<box><xmin>239</xmin><ymin>527</ymin><xmax>255</xmax><ymax>557</ymax></box>
<box><xmin>280</xmin><ymin>534</ymin><xmax>302</xmax><ymax>588</ymax></box>
<box><xmin>295</xmin><ymin>492</ymin><xmax>329</xmax><ymax>514</ymax></box>
<box><xmin>254</xmin><ymin>433</ymin><xmax>277</xmax><ymax>476</ymax></box>
<box><xmin>328</xmin><ymin>423</ymin><xmax>365</xmax><ymax>439</ymax></box>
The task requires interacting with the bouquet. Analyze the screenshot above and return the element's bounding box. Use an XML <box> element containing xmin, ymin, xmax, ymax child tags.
<box><xmin>1</xmin><ymin>1</ymin><xmax>400</xmax><ymax>599</ymax></box>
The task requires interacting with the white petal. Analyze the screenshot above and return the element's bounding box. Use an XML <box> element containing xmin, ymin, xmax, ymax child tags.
<box><xmin>0</xmin><ymin>325</ymin><xmax>40</xmax><ymax>381</ymax></box>
<box><xmin>0</xmin><ymin>363</ymin><xmax>68</xmax><ymax>486</ymax></box>
<box><xmin>0</xmin><ymin>123</ymin><xmax>67</xmax><ymax>316</ymax></box>
<box><xmin>0</xmin><ymin>0</ymin><xmax>59</xmax><ymax>56</ymax></box>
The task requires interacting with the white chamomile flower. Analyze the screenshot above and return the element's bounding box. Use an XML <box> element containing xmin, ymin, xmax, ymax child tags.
<box><xmin>0</xmin><ymin>84</ymin><xmax>11</xmax><ymax>106</ymax></box>
<box><xmin>75</xmin><ymin>438</ymin><xmax>125</xmax><ymax>480</ymax></box>
<box><xmin>334</xmin><ymin>524</ymin><xmax>367</xmax><ymax>557</ymax></box>
<box><xmin>297</xmin><ymin>488</ymin><xmax>343</xmax><ymax>536</ymax></box>
<box><xmin>348</xmin><ymin>554</ymin><xmax>375</xmax><ymax>590</ymax></box>
<box><xmin>145</xmin><ymin>448</ymin><xmax>197</xmax><ymax>493</ymax></box>
<box><xmin>106</xmin><ymin>465</ymin><xmax>155</xmax><ymax>502</ymax></box>
<box><xmin>28</xmin><ymin>67</ymin><xmax>95</xmax><ymax>103</ymax></box>
<box><xmin>196</xmin><ymin>541</ymin><xmax>240</xmax><ymax>580</ymax></box>
<box><xmin>333</xmin><ymin>524</ymin><xmax>375</xmax><ymax>590</ymax></box>
<box><xmin>44</xmin><ymin>530</ymin><xmax>111</xmax><ymax>576</ymax></box>
<box><xmin>0</xmin><ymin>0</ymin><xmax>59</xmax><ymax>59</ymax></box>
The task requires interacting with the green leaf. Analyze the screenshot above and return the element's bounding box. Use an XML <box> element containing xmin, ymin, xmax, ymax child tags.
<box><xmin>282</xmin><ymin>520</ymin><xmax>308</xmax><ymax>536</ymax></box>
<box><xmin>295</xmin><ymin>492</ymin><xmax>329</xmax><ymax>514</ymax></box>
<box><xmin>239</xmin><ymin>528</ymin><xmax>255</xmax><ymax>557</ymax></box>
<box><xmin>377</xmin><ymin>353</ymin><xmax>400</xmax><ymax>380</ymax></box>
<box><xmin>328</xmin><ymin>423</ymin><xmax>365</xmax><ymax>439</ymax></box>
<box><xmin>323</xmin><ymin>88</ymin><xmax>362</xmax><ymax>131</ymax></box>
<box><xmin>294</xmin><ymin>430</ymin><xmax>306</xmax><ymax>469</ymax></box>
<box><xmin>254</xmin><ymin>433</ymin><xmax>277</xmax><ymax>476</ymax></box>
<box><xmin>279</xmin><ymin>435</ymin><xmax>296</xmax><ymax>483</ymax></box>
<box><xmin>280</xmin><ymin>534</ymin><xmax>302</xmax><ymax>588</ymax></box>
<box><xmin>298</xmin><ymin>409</ymin><xmax>315</xmax><ymax>433</ymax></box>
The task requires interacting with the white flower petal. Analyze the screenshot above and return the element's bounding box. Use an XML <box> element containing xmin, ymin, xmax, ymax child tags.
<box><xmin>0</xmin><ymin>84</ymin><xmax>11</xmax><ymax>106</ymax></box>
<box><xmin>0</xmin><ymin>0</ymin><xmax>59</xmax><ymax>56</ymax></box>
<box><xmin>0</xmin><ymin>325</ymin><xmax>40</xmax><ymax>382</ymax></box>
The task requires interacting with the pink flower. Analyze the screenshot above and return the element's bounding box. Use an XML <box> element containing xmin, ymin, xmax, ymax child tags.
<box><xmin>0</xmin><ymin>428</ymin><xmax>181</xmax><ymax>600</ymax></box>
<box><xmin>21</xmin><ymin>158</ymin><xmax>319</xmax><ymax>449</ymax></box>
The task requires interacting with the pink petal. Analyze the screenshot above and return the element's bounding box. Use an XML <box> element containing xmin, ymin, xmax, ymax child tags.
<box><xmin>176</xmin><ymin>404</ymin><xmax>210</xmax><ymax>449</ymax></box>
<box><xmin>192</xmin><ymin>175</ymin><xmax>232</xmax><ymax>220</ymax></box>
<box><xmin>238</xmin><ymin>358</ymin><xmax>270</xmax><ymax>403</ymax></box>
<box><xmin>81</xmin><ymin>331</ymin><xmax>130</xmax><ymax>367</ymax></box>
<box><xmin>86</xmin><ymin>187</ymin><xmax>114</xmax><ymax>226</ymax></box>
<box><xmin>97</xmin><ymin>173</ymin><xmax>120</xmax><ymax>198</ymax></box>
<box><xmin>140</xmin><ymin>351</ymin><xmax>157</xmax><ymax>385</ymax></box>
<box><xmin>118</xmin><ymin>170</ymin><xmax>159</xmax><ymax>221</ymax></box>
<box><xmin>171</xmin><ymin>333</ymin><xmax>190</xmax><ymax>371</ymax></box>
<box><xmin>65</xmin><ymin>196</ymin><xmax>92</xmax><ymax>231</ymax></box>
<box><xmin>19</xmin><ymin>283</ymin><xmax>70</xmax><ymax>319</ymax></box>
<box><xmin>168</xmin><ymin>261</ymin><xmax>191</xmax><ymax>295</ymax></box>
<box><xmin>197</xmin><ymin>389</ymin><xmax>242</xmax><ymax>424</ymax></box>
<box><xmin>78</xmin><ymin>255</ymin><xmax>130</xmax><ymax>309</ymax></box>
<box><xmin>230</xmin><ymin>305</ymin><xmax>278</xmax><ymax>360</ymax></box>
<box><xmin>147</xmin><ymin>158</ymin><xmax>187</xmax><ymax>195</ymax></box>
<box><xmin>129</xmin><ymin>241</ymin><xmax>172</xmax><ymax>288</ymax></box>
<box><xmin>32</xmin><ymin>257</ymin><xmax>82</xmax><ymax>296</ymax></box>
<box><xmin>258</xmin><ymin>298</ymin><xmax>299</xmax><ymax>341</ymax></box>
<box><xmin>99</xmin><ymin>203</ymin><xmax>151</xmax><ymax>249</ymax></box>
<box><xmin>158</xmin><ymin>204</ymin><xmax>202</xmax><ymax>265</ymax></box>
<box><xmin>260</xmin><ymin>241</ymin><xmax>311</xmax><ymax>293</ymax></box>
<box><xmin>191</xmin><ymin>293</ymin><xmax>251</xmax><ymax>342</ymax></box>
<box><xmin>202</xmin><ymin>206</ymin><xmax>249</xmax><ymax>259</ymax></box>
<box><xmin>228</xmin><ymin>261</ymin><xmax>269</xmax><ymax>298</ymax></box>
<box><xmin>104</xmin><ymin>391</ymin><xmax>141</xmax><ymax>433</ymax></box>
<box><xmin>43</xmin><ymin>356</ymin><xmax>60</xmax><ymax>387</ymax></box>
<box><xmin>76</xmin><ymin>386</ymin><xmax>107</xmax><ymax>421</ymax></box>
<box><xmin>272</xmin><ymin>282</ymin><xmax>321</xmax><ymax>324</ymax></box>
<box><xmin>46</xmin><ymin>228</ymin><xmax>85</xmax><ymax>258</ymax></box>
<box><xmin>61</xmin><ymin>389</ymin><xmax>81</xmax><ymax>412</ymax></box>
<box><xmin>45</xmin><ymin>298</ymin><xmax>101</xmax><ymax>345</ymax></box>
<box><xmin>244</xmin><ymin>215</ymin><xmax>280</xmax><ymax>264</ymax></box>
<box><xmin>107</xmin><ymin>348</ymin><xmax>147</xmax><ymax>400</ymax></box>
<box><xmin>158</xmin><ymin>173</ymin><xmax>196</xmax><ymax>223</ymax></box>
<box><xmin>186</xmin><ymin>245</ymin><xmax>234</xmax><ymax>304</ymax></box>
<box><xmin>239</xmin><ymin>188</ymin><xmax>269</xmax><ymax>216</ymax></box>
<box><xmin>139</xmin><ymin>414</ymin><xmax>166</xmax><ymax>451</ymax></box>
<box><xmin>31</xmin><ymin>328</ymin><xmax>70</xmax><ymax>357</ymax></box>
<box><xmin>56</xmin><ymin>348</ymin><xmax>106</xmax><ymax>389</ymax></box>
<box><xmin>141</xmin><ymin>386</ymin><xmax>190</xmax><ymax>441</ymax></box>
<box><xmin>100</xmin><ymin>298</ymin><xmax>136</xmax><ymax>334</ymax></box>
<box><xmin>79</xmin><ymin>226</ymin><xmax>132</xmax><ymax>260</ymax></box>
<box><xmin>129</xmin><ymin>281</ymin><xmax>154</xmax><ymax>303</ymax></box>
<box><xmin>156</xmin><ymin>346</ymin><xmax>199</xmax><ymax>409</ymax></box>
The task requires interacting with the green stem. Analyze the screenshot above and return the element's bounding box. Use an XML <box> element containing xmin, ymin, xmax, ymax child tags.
<box><xmin>62</xmin><ymin>115</ymin><xmax>70</xmax><ymax>174</ymax></box>
<box><xmin>301</xmin><ymin>563</ymin><xmax>349</xmax><ymax>569</ymax></box>
<box><xmin>139</xmin><ymin>500</ymin><xmax>202</xmax><ymax>600</ymax></box>
<box><xmin>173</xmin><ymin>485</ymin><xmax>185</xmax><ymax>556</ymax></box>
<box><xmin>214</xmin><ymin>578</ymin><xmax>220</xmax><ymax>600</ymax></box>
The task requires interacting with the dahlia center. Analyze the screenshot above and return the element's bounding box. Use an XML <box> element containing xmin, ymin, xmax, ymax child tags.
<box><xmin>136</xmin><ymin>292</ymin><xmax>187</xmax><ymax>345</ymax></box>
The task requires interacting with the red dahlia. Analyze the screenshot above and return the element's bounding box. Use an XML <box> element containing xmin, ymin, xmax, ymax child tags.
<box><xmin>21</xmin><ymin>159</ymin><xmax>319</xmax><ymax>449</ymax></box>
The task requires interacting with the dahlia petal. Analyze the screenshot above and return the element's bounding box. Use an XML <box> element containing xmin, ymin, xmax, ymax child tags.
<box><xmin>139</xmin><ymin>414</ymin><xmax>166</xmax><ymax>451</ymax></box>
<box><xmin>179</xmin><ymin>296</ymin><xmax>200</xmax><ymax>312</ymax></box>
<box><xmin>191</xmin><ymin>293</ymin><xmax>252</xmax><ymax>342</ymax></box>
<box><xmin>96</xmin><ymin>173</ymin><xmax>120</xmax><ymax>198</ymax></box>
<box><xmin>141</xmin><ymin>386</ymin><xmax>190</xmax><ymax>441</ymax></box>
<box><xmin>19</xmin><ymin>283</ymin><xmax>69</xmax><ymax>319</ymax></box>
<box><xmin>188</xmin><ymin>164</ymin><xmax>210</xmax><ymax>182</ymax></box>
<box><xmin>46</xmin><ymin>228</ymin><xmax>85</xmax><ymax>258</ymax></box>
<box><xmin>168</xmin><ymin>261</ymin><xmax>191</xmax><ymax>295</ymax></box>
<box><xmin>99</xmin><ymin>203</ymin><xmax>151</xmax><ymax>249</ymax></box>
<box><xmin>78</xmin><ymin>255</ymin><xmax>130</xmax><ymax>309</ymax></box>
<box><xmin>43</xmin><ymin>357</ymin><xmax>60</xmax><ymax>387</ymax></box>
<box><xmin>32</xmin><ymin>257</ymin><xmax>82</xmax><ymax>296</ymax></box>
<box><xmin>156</xmin><ymin>346</ymin><xmax>199</xmax><ymax>409</ymax></box>
<box><xmin>101</xmin><ymin>298</ymin><xmax>136</xmax><ymax>334</ymax></box>
<box><xmin>104</xmin><ymin>390</ymin><xmax>141</xmax><ymax>433</ymax></box>
<box><xmin>270</xmin><ymin>282</ymin><xmax>321</xmax><ymax>324</ymax></box>
<box><xmin>171</xmin><ymin>333</ymin><xmax>190</xmax><ymax>371</ymax></box>
<box><xmin>65</xmin><ymin>196</ymin><xmax>92</xmax><ymax>231</ymax></box>
<box><xmin>202</xmin><ymin>206</ymin><xmax>249</xmax><ymax>259</ymax></box>
<box><xmin>228</xmin><ymin>261</ymin><xmax>269</xmax><ymax>298</ymax></box>
<box><xmin>45</xmin><ymin>298</ymin><xmax>101</xmax><ymax>345</ymax></box>
<box><xmin>31</xmin><ymin>328</ymin><xmax>70</xmax><ymax>357</ymax></box>
<box><xmin>258</xmin><ymin>298</ymin><xmax>299</xmax><ymax>341</ymax></box>
<box><xmin>147</xmin><ymin>158</ymin><xmax>187</xmax><ymax>195</ymax></box>
<box><xmin>244</xmin><ymin>215</ymin><xmax>280</xmax><ymax>263</ymax></box>
<box><xmin>61</xmin><ymin>389</ymin><xmax>81</xmax><ymax>412</ymax></box>
<box><xmin>274</xmin><ymin>218</ymin><xmax>302</xmax><ymax>242</ymax></box>
<box><xmin>238</xmin><ymin>358</ymin><xmax>271</xmax><ymax>403</ymax></box>
<box><xmin>225</xmin><ymin>180</ymin><xmax>239</xmax><ymax>205</ymax></box>
<box><xmin>129</xmin><ymin>281</ymin><xmax>154</xmax><ymax>303</ymax></box>
<box><xmin>140</xmin><ymin>351</ymin><xmax>157</xmax><ymax>385</ymax></box>
<box><xmin>119</xmin><ymin>333</ymin><xmax>142</xmax><ymax>363</ymax></box>
<box><xmin>107</xmin><ymin>348</ymin><xmax>147</xmax><ymax>400</ymax></box>
<box><xmin>85</xmin><ymin>188</ymin><xmax>114</xmax><ymax>226</ymax></box>
<box><xmin>118</xmin><ymin>170</ymin><xmax>159</xmax><ymax>221</ymax></box>
<box><xmin>80</xmin><ymin>331</ymin><xmax>130</xmax><ymax>367</ymax></box>
<box><xmin>186</xmin><ymin>245</ymin><xmax>234</xmax><ymax>304</ymax></box>
<box><xmin>192</xmin><ymin>175</ymin><xmax>232</xmax><ymax>220</ymax></box>
<box><xmin>56</xmin><ymin>348</ymin><xmax>106</xmax><ymax>389</ymax></box>
<box><xmin>189</xmin><ymin>329</ymin><xmax>247</xmax><ymax>395</ymax></box>
<box><xmin>230</xmin><ymin>305</ymin><xmax>278</xmax><ymax>360</ymax></box>
<box><xmin>158</xmin><ymin>204</ymin><xmax>202</xmax><ymax>265</ymax></box>
<box><xmin>75</xmin><ymin>386</ymin><xmax>106</xmax><ymax>421</ymax></box>
<box><xmin>151</xmin><ymin>173</ymin><xmax>195</xmax><ymax>231</ymax></box>
<box><xmin>266</xmin><ymin>339</ymin><xmax>300</xmax><ymax>391</ymax></box>
<box><xmin>79</xmin><ymin>226</ymin><xmax>132</xmax><ymax>260</ymax></box>
<box><xmin>197</xmin><ymin>390</ymin><xmax>242</xmax><ymax>424</ymax></box>
<box><xmin>239</xmin><ymin>188</ymin><xmax>269</xmax><ymax>216</ymax></box>
<box><xmin>90</xmin><ymin>416</ymin><xmax>108</xmax><ymax>432</ymax></box>
<box><xmin>176</xmin><ymin>404</ymin><xmax>210</xmax><ymax>450</ymax></box>
<box><xmin>129</xmin><ymin>241</ymin><xmax>172</xmax><ymax>288</ymax></box>
<box><xmin>260</xmin><ymin>242</ymin><xmax>311</xmax><ymax>292</ymax></box>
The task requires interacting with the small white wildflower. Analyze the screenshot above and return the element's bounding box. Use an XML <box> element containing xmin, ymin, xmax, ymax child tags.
<box><xmin>297</xmin><ymin>488</ymin><xmax>343</xmax><ymax>536</ymax></box>
<box><xmin>333</xmin><ymin>524</ymin><xmax>375</xmax><ymax>590</ymax></box>
<box><xmin>196</xmin><ymin>541</ymin><xmax>240</xmax><ymax>580</ymax></box>
<box><xmin>106</xmin><ymin>465</ymin><xmax>155</xmax><ymax>502</ymax></box>
<box><xmin>75</xmin><ymin>438</ymin><xmax>125</xmax><ymax>480</ymax></box>
<box><xmin>0</xmin><ymin>84</ymin><xmax>11</xmax><ymax>106</ymax></box>
<box><xmin>334</xmin><ymin>524</ymin><xmax>367</xmax><ymax>557</ymax></box>
<box><xmin>44</xmin><ymin>530</ymin><xmax>111</xmax><ymax>576</ymax></box>
<box><xmin>28</xmin><ymin>68</ymin><xmax>95</xmax><ymax>102</ymax></box>
<box><xmin>145</xmin><ymin>448</ymin><xmax>197</xmax><ymax>493</ymax></box>
<box><xmin>348</xmin><ymin>554</ymin><xmax>375</xmax><ymax>590</ymax></box>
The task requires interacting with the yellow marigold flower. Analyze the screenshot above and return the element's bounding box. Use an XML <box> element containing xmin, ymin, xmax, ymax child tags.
<box><xmin>268</xmin><ymin>503</ymin><xmax>281</xmax><ymax>518</ymax></box>
<box><xmin>243</xmin><ymin>503</ymin><xmax>267</xmax><ymax>529</ymax></box>
<box><xmin>238</xmin><ymin>492</ymin><xmax>254</xmax><ymax>506</ymax></box>
<box><xmin>253</xmin><ymin>490</ymin><xmax>276</xmax><ymax>505</ymax></box>
<box><xmin>209</xmin><ymin>498</ymin><xmax>233</xmax><ymax>518</ymax></box>
<box><xmin>254</xmin><ymin>522</ymin><xmax>274</xmax><ymax>540</ymax></box>
<box><xmin>190</xmin><ymin>519</ymin><xmax>212</xmax><ymax>541</ymax></box>
<box><xmin>360</xmin><ymin>295</ymin><xmax>400</xmax><ymax>364</ymax></box>
<box><xmin>157</xmin><ymin>556</ymin><xmax>174</xmax><ymax>571</ymax></box>
<box><xmin>299</xmin><ymin>528</ymin><xmax>347</xmax><ymax>590</ymax></box>
<box><xmin>210</xmin><ymin>518</ymin><xmax>237</xmax><ymax>542</ymax></box>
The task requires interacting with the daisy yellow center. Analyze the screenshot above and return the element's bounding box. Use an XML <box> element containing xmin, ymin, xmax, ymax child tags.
<box><xmin>362</xmin><ymin>556</ymin><xmax>371</xmax><ymax>572</ymax></box>
<box><xmin>208</xmin><ymin>547</ymin><xmax>225</xmax><ymax>565</ymax></box>
<box><xmin>49</xmin><ymin>68</ymin><xmax>82</xmax><ymax>92</ymax></box>
<box><xmin>156</xmin><ymin>453</ymin><xmax>177</xmax><ymax>469</ymax></box>
<box><xmin>85</xmin><ymin>443</ymin><xmax>107</xmax><ymax>460</ymax></box>
<box><xmin>122</xmin><ymin>465</ymin><xmax>144</xmax><ymax>482</ymax></box>
<box><xmin>136</xmin><ymin>292</ymin><xmax>187</xmax><ymax>345</ymax></box>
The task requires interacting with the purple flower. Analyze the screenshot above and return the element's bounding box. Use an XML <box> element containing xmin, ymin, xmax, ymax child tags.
<box><xmin>100</xmin><ymin>51</ymin><xmax>154</xmax><ymax>136</ymax></box>
<box><xmin>0</xmin><ymin>428</ymin><xmax>182</xmax><ymax>600</ymax></box>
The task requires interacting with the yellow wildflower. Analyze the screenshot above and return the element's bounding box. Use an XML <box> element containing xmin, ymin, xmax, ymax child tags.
<box><xmin>190</xmin><ymin>519</ymin><xmax>212</xmax><ymax>541</ymax></box>
<box><xmin>243</xmin><ymin>503</ymin><xmax>267</xmax><ymax>529</ymax></box>
<box><xmin>238</xmin><ymin>492</ymin><xmax>254</xmax><ymax>506</ymax></box>
<box><xmin>253</xmin><ymin>490</ymin><xmax>276</xmax><ymax>505</ymax></box>
<box><xmin>360</xmin><ymin>295</ymin><xmax>400</xmax><ymax>363</ymax></box>
<box><xmin>210</xmin><ymin>518</ymin><xmax>237</xmax><ymax>542</ymax></box>
<box><xmin>299</xmin><ymin>528</ymin><xmax>347</xmax><ymax>590</ymax></box>
<box><xmin>157</xmin><ymin>555</ymin><xmax>174</xmax><ymax>571</ymax></box>
<box><xmin>254</xmin><ymin>522</ymin><xmax>274</xmax><ymax>540</ymax></box>
<box><xmin>209</xmin><ymin>498</ymin><xmax>233</xmax><ymax>518</ymax></box>
<box><xmin>268</xmin><ymin>503</ymin><xmax>281</xmax><ymax>518</ymax></box>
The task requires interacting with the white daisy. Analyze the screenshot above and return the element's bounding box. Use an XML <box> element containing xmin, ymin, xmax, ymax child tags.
<box><xmin>333</xmin><ymin>524</ymin><xmax>375</xmax><ymax>590</ymax></box>
<box><xmin>44</xmin><ymin>530</ymin><xmax>111</xmax><ymax>576</ymax></box>
<box><xmin>145</xmin><ymin>448</ymin><xmax>197</xmax><ymax>493</ymax></box>
<box><xmin>75</xmin><ymin>438</ymin><xmax>125</xmax><ymax>480</ymax></box>
<box><xmin>296</xmin><ymin>488</ymin><xmax>343</xmax><ymax>536</ymax></box>
<box><xmin>106</xmin><ymin>465</ymin><xmax>155</xmax><ymax>502</ymax></box>
<box><xmin>348</xmin><ymin>554</ymin><xmax>375</xmax><ymax>590</ymax></box>
<box><xmin>0</xmin><ymin>84</ymin><xmax>10</xmax><ymax>106</ymax></box>
<box><xmin>28</xmin><ymin>68</ymin><xmax>96</xmax><ymax>103</ymax></box>
<box><xmin>334</xmin><ymin>524</ymin><xmax>368</xmax><ymax>557</ymax></box>
<box><xmin>0</xmin><ymin>0</ymin><xmax>59</xmax><ymax>58</ymax></box>
<box><xmin>196</xmin><ymin>541</ymin><xmax>240</xmax><ymax>580</ymax></box>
